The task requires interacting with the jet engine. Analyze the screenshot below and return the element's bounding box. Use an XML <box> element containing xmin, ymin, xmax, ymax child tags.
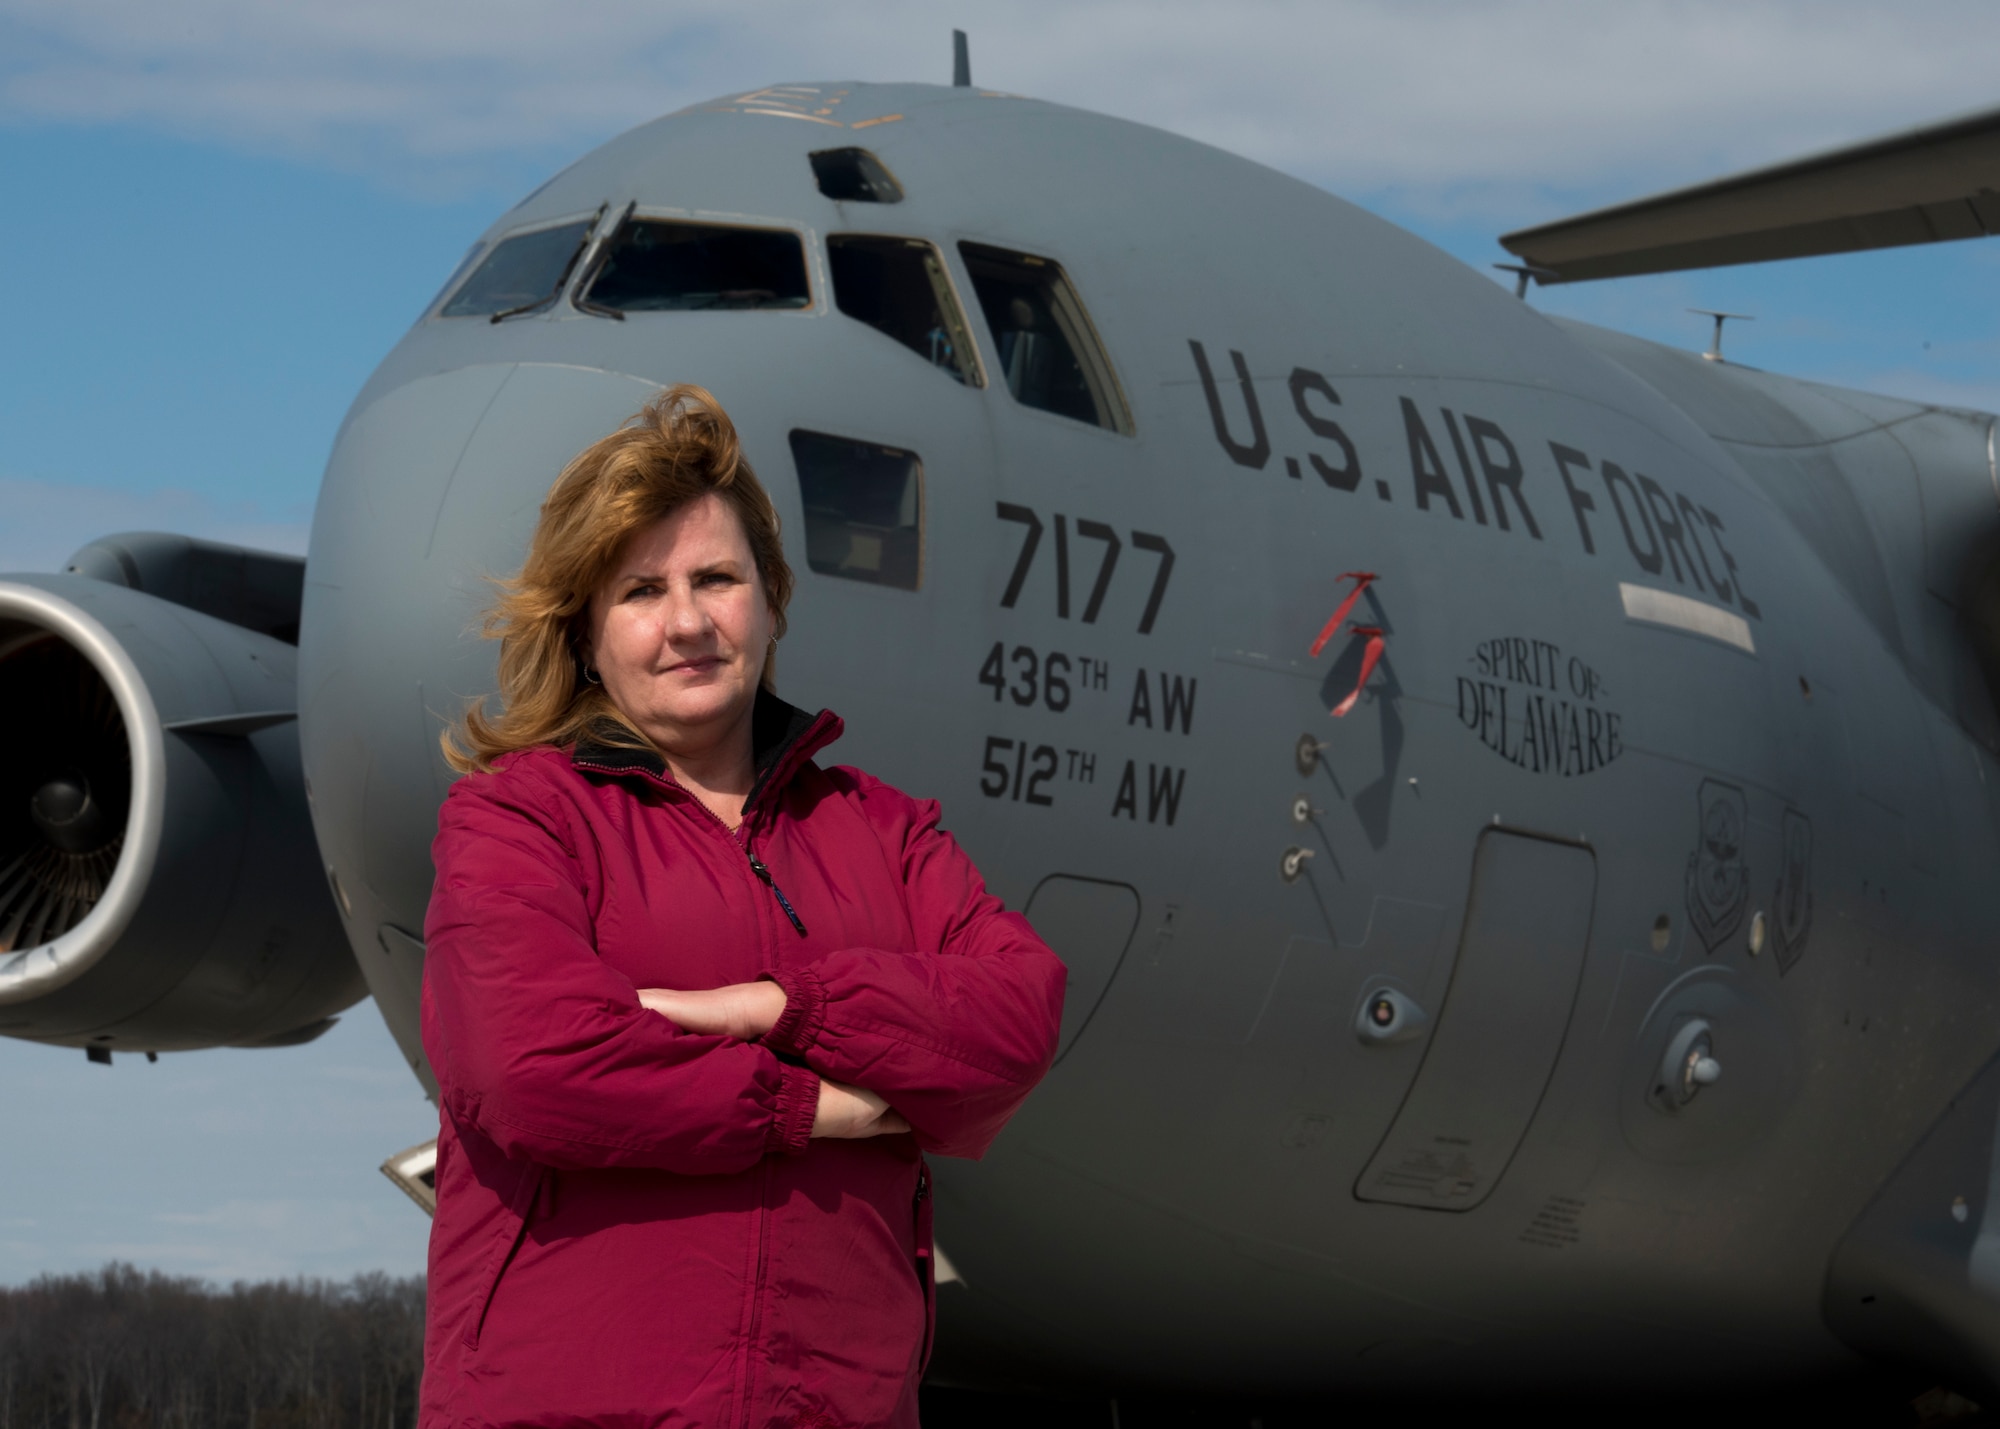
<box><xmin>0</xmin><ymin>535</ymin><xmax>363</xmax><ymax>1055</ymax></box>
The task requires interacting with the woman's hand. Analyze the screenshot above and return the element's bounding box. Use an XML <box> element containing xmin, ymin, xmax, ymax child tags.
<box><xmin>637</xmin><ymin>981</ymin><xmax>787</xmax><ymax>1041</ymax></box>
<box><xmin>812</xmin><ymin>1079</ymin><xmax>910</xmax><ymax>1139</ymax></box>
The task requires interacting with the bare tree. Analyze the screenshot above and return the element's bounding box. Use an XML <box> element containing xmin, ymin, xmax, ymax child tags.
<box><xmin>0</xmin><ymin>1265</ymin><xmax>425</xmax><ymax>1429</ymax></box>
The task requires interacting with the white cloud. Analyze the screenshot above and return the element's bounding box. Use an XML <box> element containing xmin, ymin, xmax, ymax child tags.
<box><xmin>4</xmin><ymin>0</ymin><xmax>1999</xmax><ymax>213</ymax></box>
<box><xmin>0</xmin><ymin>477</ymin><xmax>307</xmax><ymax>575</ymax></box>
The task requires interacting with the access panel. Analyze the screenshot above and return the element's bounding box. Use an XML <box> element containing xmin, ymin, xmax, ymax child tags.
<box><xmin>1355</xmin><ymin>831</ymin><xmax>1596</xmax><ymax>1210</ymax></box>
<box><xmin>1022</xmin><ymin>875</ymin><xmax>1140</xmax><ymax>1064</ymax></box>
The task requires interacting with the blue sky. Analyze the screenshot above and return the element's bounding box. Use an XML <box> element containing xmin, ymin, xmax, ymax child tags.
<box><xmin>2</xmin><ymin>0</ymin><xmax>1997</xmax><ymax>1282</ymax></box>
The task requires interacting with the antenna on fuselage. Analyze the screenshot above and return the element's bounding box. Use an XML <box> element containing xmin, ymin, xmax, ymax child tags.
<box><xmin>1689</xmin><ymin>308</ymin><xmax>1754</xmax><ymax>362</ymax></box>
<box><xmin>1493</xmin><ymin>262</ymin><xmax>1557</xmax><ymax>300</ymax></box>
<box><xmin>953</xmin><ymin>30</ymin><xmax>972</xmax><ymax>87</ymax></box>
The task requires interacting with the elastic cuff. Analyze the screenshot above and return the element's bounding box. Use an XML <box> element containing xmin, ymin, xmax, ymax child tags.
<box><xmin>767</xmin><ymin>1063</ymin><xmax>820</xmax><ymax>1157</ymax></box>
<box><xmin>761</xmin><ymin>966</ymin><xmax>828</xmax><ymax>1056</ymax></box>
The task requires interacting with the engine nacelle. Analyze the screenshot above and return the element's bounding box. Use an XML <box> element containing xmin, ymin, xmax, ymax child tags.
<box><xmin>0</xmin><ymin>571</ymin><xmax>362</xmax><ymax>1052</ymax></box>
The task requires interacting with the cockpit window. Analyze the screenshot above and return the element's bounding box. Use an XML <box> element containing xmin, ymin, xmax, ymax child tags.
<box><xmin>827</xmin><ymin>236</ymin><xmax>980</xmax><ymax>386</ymax></box>
<box><xmin>423</xmin><ymin>240</ymin><xmax>487</xmax><ymax>317</ymax></box>
<box><xmin>958</xmin><ymin>242</ymin><xmax>1132</xmax><ymax>434</ymax></box>
<box><xmin>789</xmin><ymin>431</ymin><xmax>923</xmax><ymax>590</ymax></box>
<box><xmin>810</xmin><ymin>148</ymin><xmax>905</xmax><ymax>204</ymax></box>
<box><xmin>440</xmin><ymin>219</ymin><xmax>595</xmax><ymax>318</ymax></box>
<box><xmin>580</xmin><ymin>221</ymin><xmax>810</xmax><ymax>312</ymax></box>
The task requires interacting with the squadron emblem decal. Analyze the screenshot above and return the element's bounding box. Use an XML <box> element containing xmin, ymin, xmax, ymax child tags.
<box><xmin>1772</xmin><ymin>808</ymin><xmax>1814</xmax><ymax>974</ymax></box>
<box><xmin>1684</xmin><ymin>779</ymin><xmax>1749</xmax><ymax>955</ymax></box>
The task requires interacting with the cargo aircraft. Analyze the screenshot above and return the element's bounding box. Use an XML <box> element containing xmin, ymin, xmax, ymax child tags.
<box><xmin>7</xmin><ymin>48</ymin><xmax>2000</xmax><ymax>1401</ymax></box>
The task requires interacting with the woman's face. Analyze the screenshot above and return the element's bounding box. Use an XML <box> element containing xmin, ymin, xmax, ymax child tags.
<box><xmin>583</xmin><ymin>494</ymin><xmax>775</xmax><ymax>763</ymax></box>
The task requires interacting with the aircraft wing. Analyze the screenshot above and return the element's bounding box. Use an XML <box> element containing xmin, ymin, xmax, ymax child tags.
<box><xmin>1500</xmin><ymin>102</ymin><xmax>2000</xmax><ymax>283</ymax></box>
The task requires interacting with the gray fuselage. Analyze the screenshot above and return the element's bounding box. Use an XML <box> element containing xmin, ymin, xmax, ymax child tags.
<box><xmin>298</xmin><ymin>81</ymin><xmax>2000</xmax><ymax>1392</ymax></box>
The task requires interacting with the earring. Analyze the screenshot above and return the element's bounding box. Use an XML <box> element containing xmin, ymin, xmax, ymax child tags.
<box><xmin>583</xmin><ymin>666</ymin><xmax>602</xmax><ymax>685</ymax></box>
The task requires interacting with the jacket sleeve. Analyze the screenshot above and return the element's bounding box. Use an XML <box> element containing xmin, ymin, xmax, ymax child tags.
<box><xmin>761</xmin><ymin>769</ymin><xmax>1066</xmax><ymax>1160</ymax></box>
<box><xmin>422</xmin><ymin>762</ymin><xmax>819</xmax><ymax>1174</ymax></box>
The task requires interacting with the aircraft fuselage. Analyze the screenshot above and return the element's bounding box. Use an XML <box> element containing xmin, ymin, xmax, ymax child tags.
<box><xmin>296</xmin><ymin>82</ymin><xmax>2000</xmax><ymax>1392</ymax></box>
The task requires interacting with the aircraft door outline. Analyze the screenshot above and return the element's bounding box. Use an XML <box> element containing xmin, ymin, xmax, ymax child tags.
<box><xmin>1355</xmin><ymin>827</ymin><xmax>1597</xmax><ymax>1211</ymax></box>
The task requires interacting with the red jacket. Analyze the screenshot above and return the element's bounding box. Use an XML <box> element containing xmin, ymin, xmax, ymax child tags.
<box><xmin>419</xmin><ymin>696</ymin><xmax>1065</xmax><ymax>1429</ymax></box>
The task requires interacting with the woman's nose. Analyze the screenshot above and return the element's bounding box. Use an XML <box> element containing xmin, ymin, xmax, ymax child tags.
<box><xmin>664</xmin><ymin>585</ymin><xmax>712</xmax><ymax>638</ymax></box>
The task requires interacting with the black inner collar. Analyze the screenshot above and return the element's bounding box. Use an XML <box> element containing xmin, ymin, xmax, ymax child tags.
<box><xmin>571</xmin><ymin>688</ymin><xmax>823</xmax><ymax>803</ymax></box>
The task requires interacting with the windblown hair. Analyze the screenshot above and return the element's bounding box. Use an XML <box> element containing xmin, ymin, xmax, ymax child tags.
<box><xmin>442</xmin><ymin>384</ymin><xmax>794</xmax><ymax>774</ymax></box>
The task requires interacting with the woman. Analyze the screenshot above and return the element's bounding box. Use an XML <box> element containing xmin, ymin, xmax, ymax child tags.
<box><xmin>419</xmin><ymin>385</ymin><xmax>1066</xmax><ymax>1429</ymax></box>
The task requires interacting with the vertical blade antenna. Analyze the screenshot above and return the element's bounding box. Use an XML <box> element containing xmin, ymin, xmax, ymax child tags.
<box><xmin>953</xmin><ymin>30</ymin><xmax>972</xmax><ymax>87</ymax></box>
<box><xmin>1689</xmin><ymin>308</ymin><xmax>1754</xmax><ymax>362</ymax></box>
<box><xmin>1492</xmin><ymin>262</ymin><xmax>1557</xmax><ymax>300</ymax></box>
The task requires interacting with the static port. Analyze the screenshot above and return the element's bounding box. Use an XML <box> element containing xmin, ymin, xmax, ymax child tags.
<box><xmin>1355</xmin><ymin>985</ymin><xmax>1428</xmax><ymax>1045</ymax></box>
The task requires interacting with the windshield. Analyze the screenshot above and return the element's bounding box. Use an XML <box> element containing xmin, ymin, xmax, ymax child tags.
<box><xmin>581</xmin><ymin>221</ymin><xmax>811</xmax><ymax>312</ymax></box>
<box><xmin>439</xmin><ymin>220</ymin><xmax>594</xmax><ymax>318</ymax></box>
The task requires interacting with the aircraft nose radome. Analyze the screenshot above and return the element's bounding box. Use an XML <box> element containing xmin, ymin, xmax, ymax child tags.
<box><xmin>304</xmin><ymin>362</ymin><xmax>663</xmax><ymax>710</ymax></box>
<box><xmin>426</xmin><ymin>364</ymin><xmax>669</xmax><ymax>569</ymax></box>
<box><xmin>299</xmin><ymin>361</ymin><xmax>653</xmax><ymax>918</ymax></box>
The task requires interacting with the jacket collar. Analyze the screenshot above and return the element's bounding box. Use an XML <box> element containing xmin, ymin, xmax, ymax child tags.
<box><xmin>570</xmin><ymin>688</ymin><xmax>843</xmax><ymax>820</ymax></box>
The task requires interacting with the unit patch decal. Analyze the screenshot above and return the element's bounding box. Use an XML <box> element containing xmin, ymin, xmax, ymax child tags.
<box><xmin>1685</xmin><ymin>779</ymin><xmax>1750</xmax><ymax>954</ymax></box>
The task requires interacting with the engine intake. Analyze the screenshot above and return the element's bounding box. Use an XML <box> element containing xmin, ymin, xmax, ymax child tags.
<box><xmin>1</xmin><ymin>637</ymin><xmax>129</xmax><ymax>950</ymax></box>
<box><xmin>0</xmin><ymin>571</ymin><xmax>361</xmax><ymax>1051</ymax></box>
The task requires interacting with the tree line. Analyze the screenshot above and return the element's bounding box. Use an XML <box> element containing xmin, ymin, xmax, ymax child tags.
<box><xmin>0</xmin><ymin>1264</ymin><xmax>424</xmax><ymax>1429</ymax></box>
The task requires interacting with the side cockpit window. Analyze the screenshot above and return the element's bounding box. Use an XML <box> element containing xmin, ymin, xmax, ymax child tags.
<box><xmin>959</xmin><ymin>242</ymin><xmax>1132</xmax><ymax>434</ymax></box>
<box><xmin>827</xmin><ymin>236</ymin><xmax>980</xmax><ymax>386</ymax></box>
<box><xmin>440</xmin><ymin>219</ymin><xmax>595</xmax><ymax>319</ymax></box>
<box><xmin>422</xmin><ymin>241</ymin><xmax>486</xmax><ymax>317</ymax></box>
<box><xmin>790</xmin><ymin>431</ymin><xmax>923</xmax><ymax>591</ymax></box>
<box><xmin>581</xmin><ymin>221</ymin><xmax>810</xmax><ymax>312</ymax></box>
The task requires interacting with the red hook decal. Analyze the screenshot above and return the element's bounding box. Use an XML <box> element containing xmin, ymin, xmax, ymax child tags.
<box><xmin>1308</xmin><ymin>572</ymin><xmax>1377</xmax><ymax>658</ymax></box>
<box><xmin>1329</xmin><ymin>626</ymin><xmax>1385</xmax><ymax>718</ymax></box>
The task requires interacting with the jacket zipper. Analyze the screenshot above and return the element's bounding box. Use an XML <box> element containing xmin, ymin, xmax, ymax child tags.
<box><xmin>577</xmin><ymin>754</ymin><xmax>811</xmax><ymax>939</ymax></box>
<box><xmin>745</xmin><ymin>850</ymin><xmax>808</xmax><ymax>937</ymax></box>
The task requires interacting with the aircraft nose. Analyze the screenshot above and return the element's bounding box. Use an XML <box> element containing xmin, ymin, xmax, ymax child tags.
<box><xmin>425</xmin><ymin>363</ymin><xmax>668</xmax><ymax>566</ymax></box>
<box><xmin>309</xmin><ymin>362</ymin><xmax>666</xmax><ymax>593</ymax></box>
<box><xmin>305</xmin><ymin>357</ymin><xmax>669</xmax><ymax>701</ymax></box>
<box><xmin>300</xmin><ymin>361</ymin><xmax>666</xmax><ymax>926</ymax></box>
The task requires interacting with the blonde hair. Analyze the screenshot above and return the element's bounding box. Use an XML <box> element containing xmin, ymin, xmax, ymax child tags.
<box><xmin>442</xmin><ymin>384</ymin><xmax>794</xmax><ymax>774</ymax></box>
